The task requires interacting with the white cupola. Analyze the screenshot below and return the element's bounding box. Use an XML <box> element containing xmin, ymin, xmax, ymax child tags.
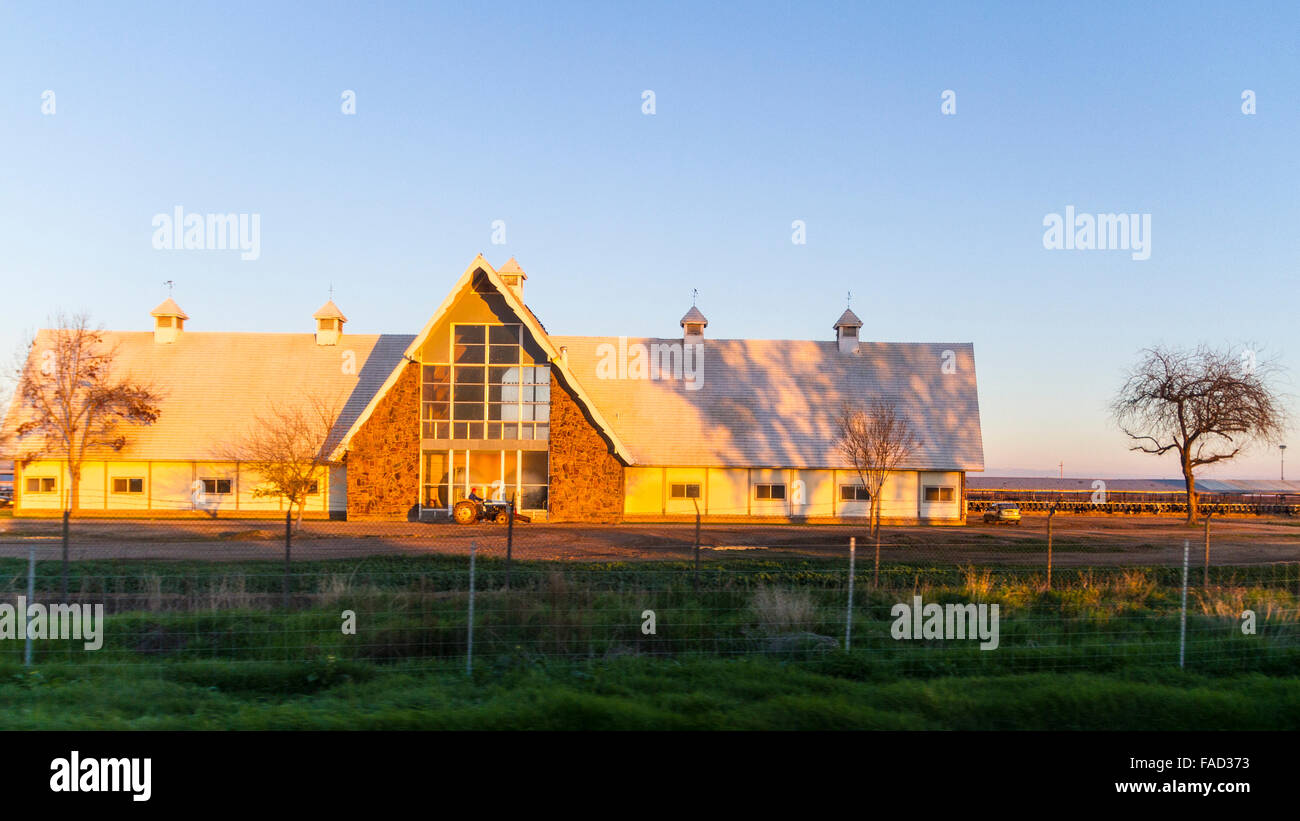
<box><xmin>313</xmin><ymin>300</ymin><xmax>347</xmax><ymax>346</ymax></box>
<box><xmin>833</xmin><ymin>307</ymin><xmax>863</xmax><ymax>354</ymax></box>
<box><xmin>151</xmin><ymin>298</ymin><xmax>189</xmax><ymax>344</ymax></box>
<box><xmin>680</xmin><ymin>305</ymin><xmax>708</xmax><ymax>344</ymax></box>
<box><xmin>498</xmin><ymin>257</ymin><xmax>527</xmax><ymax>300</ymax></box>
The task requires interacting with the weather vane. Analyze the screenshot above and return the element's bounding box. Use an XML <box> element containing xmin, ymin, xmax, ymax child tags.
<box><xmin>847</xmin><ymin>290</ymin><xmax>852</xmax><ymax>308</ymax></box>
<box><xmin>163</xmin><ymin>280</ymin><xmax>174</xmax><ymax>297</ymax></box>
<box><xmin>692</xmin><ymin>288</ymin><xmax>698</xmax><ymax>306</ymax></box>
<box><xmin>329</xmin><ymin>282</ymin><xmax>334</xmax><ymax>300</ymax></box>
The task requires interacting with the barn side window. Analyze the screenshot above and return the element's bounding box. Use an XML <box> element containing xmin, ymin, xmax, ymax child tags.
<box><xmin>924</xmin><ymin>486</ymin><xmax>955</xmax><ymax>502</ymax></box>
<box><xmin>840</xmin><ymin>485</ymin><xmax>870</xmax><ymax>501</ymax></box>
<box><xmin>755</xmin><ymin>483</ymin><xmax>786</xmax><ymax>501</ymax></box>
<box><xmin>670</xmin><ymin>483</ymin><xmax>700</xmax><ymax>499</ymax></box>
<box><xmin>202</xmin><ymin>479</ymin><xmax>233</xmax><ymax>495</ymax></box>
<box><xmin>26</xmin><ymin>477</ymin><xmax>57</xmax><ymax>493</ymax></box>
<box><xmin>112</xmin><ymin>477</ymin><xmax>144</xmax><ymax>494</ymax></box>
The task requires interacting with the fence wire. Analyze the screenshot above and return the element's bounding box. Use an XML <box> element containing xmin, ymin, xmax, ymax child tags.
<box><xmin>0</xmin><ymin>512</ymin><xmax>1296</xmax><ymax>676</ymax></box>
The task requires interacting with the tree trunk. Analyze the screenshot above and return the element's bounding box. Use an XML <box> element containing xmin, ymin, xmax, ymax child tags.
<box><xmin>1182</xmin><ymin>458</ymin><xmax>1198</xmax><ymax>525</ymax></box>
<box><xmin>67</xmin><ymin>462</ymin><xmax>80</xmax><ymax>515</ymax></box>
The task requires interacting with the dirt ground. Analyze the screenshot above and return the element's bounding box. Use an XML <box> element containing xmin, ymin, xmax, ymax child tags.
<box><xmin>0</xmin><ymin>512</ymin><xmax>1297</xmax><ymax>566</ymax></box>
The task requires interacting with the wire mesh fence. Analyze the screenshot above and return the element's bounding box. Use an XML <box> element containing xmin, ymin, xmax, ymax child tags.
<box><xmin>0</xmin><ymin>511</ymin><xmax>1297</xmax><ymax>677</ymax></box>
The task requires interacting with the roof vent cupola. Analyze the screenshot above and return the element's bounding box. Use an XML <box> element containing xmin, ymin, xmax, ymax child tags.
<box><xmin>313</xmin><ymin>300</ymin><xmax>348</xmax><ymax>346</ymax></box>
<box><xmin>151</xmin><ymin>298</ymin><xmax>189</xmax><ymax>344</ymax></box>
<box><xmin>498</xmin><ymin>257</ymin><xmax>527</xmax><ymax>300</ymax></box>
<box><xmin>680</xmin><ymin>304</ymin><xmax>708</xmax><ymax>344</ymax></box>
<box><xmin>833</xmin><ymin>307</ymin><xmax>863</xmax><ymax>354</ymax></box>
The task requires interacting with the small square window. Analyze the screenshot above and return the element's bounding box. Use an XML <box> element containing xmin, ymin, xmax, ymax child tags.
<box><xmin>112</xmin><ymin>477</ymin><xmax>144</xmax><ymax>494</ymax></box>
<box><xmin>670</xmin><ymin>483</ymin><xmax>701</xmax><ymax>499</ymax></box>
<box><xmin>26</xmin><ymin>477</ymin><xmax>57</xmax><ymax>493</ymax></box>
<box><xmin>840</xmin><ymin>485</ymin><xmax>870</xmax><ymax>501</ymax></box>
<box><xmin>924</xmin><ymin>486</ymin><xmax>955</xmax><ymax>503</ymax></box>
<box><xmin>755</xmin><ymin>483</ymin><xmax>786</xmax><ymax>501</ymax></box>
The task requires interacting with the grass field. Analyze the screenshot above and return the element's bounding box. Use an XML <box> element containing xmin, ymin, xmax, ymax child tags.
<box><xmin>0</xmin><ymin>547</ymin><xmax>1296</xmax><ymax>729</ymax></box>
<box><xmin>2</xmin><ymin>657</ymin><xmax>1298</xmax><ymax>730</ymax></box>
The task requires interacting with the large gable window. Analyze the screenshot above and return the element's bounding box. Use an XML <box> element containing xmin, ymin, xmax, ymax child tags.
<box><xmin>423</xmin><ymin>324</ymin><xmax>549</xmax><ymax>441</ymax></box>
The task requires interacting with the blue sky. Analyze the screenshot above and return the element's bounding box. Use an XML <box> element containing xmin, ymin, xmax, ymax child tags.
<box><xmin>1</xmin><ymin>1</ymin><xmax>1296</xmax><ymax>478</ymax></box>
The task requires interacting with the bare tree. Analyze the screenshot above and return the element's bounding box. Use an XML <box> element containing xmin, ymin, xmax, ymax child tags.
<box><xmin>9</xmin><ymin>312</ymin><xmax>161</xmax><ymax>513</ymax></box>
<box><xmin>219</xmin><ymin>395</ymin><xmax>341</xmax><ymax>532</ymax></box>
<box><xmin>1112</xmin><ymin>344</ymin><xmax>1287</xmax><ymax>525</ymax></box>
<box><xmin>835</xmin><ymin>398</ymin><xmax>920</xmax><ymax>575</ymax></box>
<box><xmin>0</xmin><ymin>378</ymin><xmax>14</xmax><ymax>455</ymax></box>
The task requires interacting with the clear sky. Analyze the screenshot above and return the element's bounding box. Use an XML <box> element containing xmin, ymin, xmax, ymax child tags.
<box><xmin>1</xmin><ymin>1</ymin><xmax>1296</xmax><ymax>479</ymax></box>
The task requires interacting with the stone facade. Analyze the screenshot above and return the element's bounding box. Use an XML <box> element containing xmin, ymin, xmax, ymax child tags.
<box><xmin>547</xmin><ymin>372</ymin><xmax>625</xmax><ymax>522</ymax></box>
<box><xmin>346</xmin><ymin>361</ymin><xmax>420</xmax><ymax>519</ymax></box>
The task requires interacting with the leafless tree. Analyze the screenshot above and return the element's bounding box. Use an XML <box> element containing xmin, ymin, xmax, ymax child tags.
<box><xmin>8</xmin><ymin>312</ymin><xmax>161</xmax><ymax>513</ymax></box>
<box><xmin>835</xmin><ymin>397</ymin><xmax>919</xmax><ymax>554</ymax></box>
<box><xmin>0</xmin><ymin>378</ymin><xmax>14</xmax><ymax>454</ymax></box>
<box><xmin>219</xmin><ymin>395</ymin><xmax>342</xmax><ymax>532</ymax></box>
<box><xmin>1112</xmin><ymin>344</ymin><xmax>1287</xmax><ymax>525</ymax></box>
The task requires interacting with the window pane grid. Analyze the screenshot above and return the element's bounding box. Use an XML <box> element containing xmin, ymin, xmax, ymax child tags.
<box><xmin>428</xmin><ymin>324</ymin><xmax>549</xmax><ymax>441</ymax></box>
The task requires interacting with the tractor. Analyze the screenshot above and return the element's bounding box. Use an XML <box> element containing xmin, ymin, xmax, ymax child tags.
<box><xmin>452</xmin><ymin>496</ymin><xmax>527</xmax><ymax>525</ymax></box>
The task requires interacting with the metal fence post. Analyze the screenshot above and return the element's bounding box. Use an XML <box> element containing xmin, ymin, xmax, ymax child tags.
<box><xmin>467</xmin><ymin>540</ymin><xmax>476</xmax><ymax>675</ymax></box>
<box><xmin>1046</xmin><ymin>502</ymin><xmax>1057</xmax><ymax>590</ymax></box>
<box><xmin>60</xmin><ymin>509</ymin><xmax>70</xmax><ymax>600</ymax></box>
<box><xmin>282</xmin><ymin>510</ymin><xmax>292</xmax><ymax>610</ymax></box>
<box><xmin>1203</xmin><ymin>512</ymin><xmax>1213</xmax><ymax>589</ymax></box>
<box><xmin>1179</xmin><ymin>539</ymin><xmax>1189</xmax><ymax>670</ymax></box>
<box><xmin>505</xmin><ymin>497</ymin><xmax>514</xmax><ymax>592</ymax></box>
<box><xmin>693</xmin><ymin>499</ymin><xmax>701</xmax><ymax>593</ymax></box>
<box><xmin>873</xmin><ymin>503</ymin><xmax>881</xmax><ymax>589</ymax></box>
<box><xmin>24</xmin><ymin>544</ymin><xmax>35</xmax><ymax>667</ymax></box>
<box><xmin>845</xmin><ymin>538</ymin><xmax>856</xmax><ymax>651</ymax></box>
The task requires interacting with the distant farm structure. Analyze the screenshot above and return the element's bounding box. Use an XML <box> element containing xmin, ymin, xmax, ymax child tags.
<box><xmin>967</xmin><ymin>477</ymin><xmax>1300</xmax><ymax>516</ymax></box>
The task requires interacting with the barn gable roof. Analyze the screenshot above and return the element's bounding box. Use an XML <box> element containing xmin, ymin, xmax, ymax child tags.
<box><xmin>1</xmin><ymin>330</ymin><xmax>412</xmax><ymax>462</ymax></box>
<box><xmin>551</xmin><ymin>337</ymin><xmax>984</xmax><ymax>470</ymax></box>
<box><xmin>325</xmin><ymin>255</ymin><xmax>632</xmax><ymax>462</ymax></box>
<box><xmin>3</xmin><ymin>257</ymin><xmax>986</xmax><ymax>473</ymax></box>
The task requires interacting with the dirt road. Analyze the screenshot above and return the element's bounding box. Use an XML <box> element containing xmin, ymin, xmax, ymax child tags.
<box><xmin>0</xmin><ymin>513</ymin><xmax>1297</xmax><ymax>566</ymax></box>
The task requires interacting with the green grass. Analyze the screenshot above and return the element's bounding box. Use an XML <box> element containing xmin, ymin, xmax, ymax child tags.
<box><xmin>0</xmin><ymin>554</ymin><xmax>1296</xmax><ymax>729</ymax></box>
<box><xmin>0</xmin><ymin>656</ymin><xmax>1296</xmax><ymax>730</ymax></box>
